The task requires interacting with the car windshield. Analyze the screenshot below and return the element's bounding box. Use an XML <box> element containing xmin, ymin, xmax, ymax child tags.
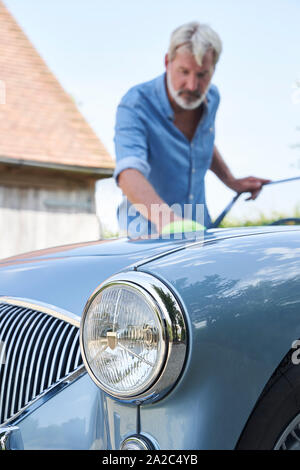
<box><xmin>211</xmin><ymin>178</ymin><xmax>300</xmax><ymax>228</ymax></box>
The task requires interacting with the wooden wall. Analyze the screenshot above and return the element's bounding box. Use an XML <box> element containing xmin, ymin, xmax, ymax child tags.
<box><xmin>0</xmin><ymin>165</ymin><xmax>103</xmax><ymax>259</ymax></box>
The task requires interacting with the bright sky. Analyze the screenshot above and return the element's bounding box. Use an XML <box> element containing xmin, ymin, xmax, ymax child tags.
<box><xmin>4</xmin><ymin>0</ymin><xmax>300</xmax><ymax>231</ymax></box>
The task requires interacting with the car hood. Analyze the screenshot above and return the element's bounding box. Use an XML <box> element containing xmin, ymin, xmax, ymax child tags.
<box><xmin>0</xmin><ymin>226</ymin><xmax>298</xmax><ymax>318</ymax></box>
<box><xmin>0</xmin><ymin>226</ymin><xmax>285</xmax><ymax>262</ymax></box>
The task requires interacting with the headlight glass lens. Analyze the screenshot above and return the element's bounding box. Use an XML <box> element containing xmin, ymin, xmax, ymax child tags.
<box><xmin>81</xmin><ymin>283</ymin><xmax>165</xmax><ymax>397</ymax></box>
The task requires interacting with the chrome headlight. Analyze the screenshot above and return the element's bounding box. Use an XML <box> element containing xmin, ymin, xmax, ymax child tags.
<box><xmin>80</xmin><ymin>272</ymin><xmax>188</xmax><ymax>402</ymax></box>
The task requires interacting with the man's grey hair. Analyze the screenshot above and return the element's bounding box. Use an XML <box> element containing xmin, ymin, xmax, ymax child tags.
<box><xmin>168</xmin><ymin>22</ymin><xmax>222</xmax><ymax>66</ymax></box>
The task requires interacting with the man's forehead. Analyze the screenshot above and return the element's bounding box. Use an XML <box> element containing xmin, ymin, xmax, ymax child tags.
<box><xmin>172</xmin><ymin>47</ymin><xmax>214</xmax><ymax>70</ymax></box>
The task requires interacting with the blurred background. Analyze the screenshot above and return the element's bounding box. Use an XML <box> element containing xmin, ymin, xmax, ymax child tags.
<box><xmin>0</xmin><ymin>0</ymin><xmax>299</xmax><ymax>257</ymax></box>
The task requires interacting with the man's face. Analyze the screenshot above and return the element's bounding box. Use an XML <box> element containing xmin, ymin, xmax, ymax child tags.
<box><xmin>166</xmin><ymin>48</ymin><xmax>215</xmax><ymax>110</ymax></box>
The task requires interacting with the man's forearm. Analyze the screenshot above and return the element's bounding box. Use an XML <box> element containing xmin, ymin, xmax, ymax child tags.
<box><xmin>118</xmin><ymin>169</ymin><xmax>180</xmax><ymax>231</ymax></box>
<box><xmin>210</xmin><ymin>146</ymin><xmax>271</xmax><ymax>198</ymax></box>
<box><xmin>210</xmin><ymin>146</ymin><xmax>235</xmax><ymax>187</ymax></box>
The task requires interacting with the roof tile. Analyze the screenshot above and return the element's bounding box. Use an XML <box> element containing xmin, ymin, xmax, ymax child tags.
<box><xmin>0</xmin><ymin>1</ymin><xmax>115</xmax><ymax>172</ymax></box>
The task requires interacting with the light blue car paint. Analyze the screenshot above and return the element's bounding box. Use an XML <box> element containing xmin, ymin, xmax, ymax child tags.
<box><xmin>137</xmin><ymin>229</ymin><xmax>300</xmax><ymax>449</ymax></box>
<box><xmin>1</xmin><ymin>226</ymin><xmax>300</xmax><ymax>449</ymax></box>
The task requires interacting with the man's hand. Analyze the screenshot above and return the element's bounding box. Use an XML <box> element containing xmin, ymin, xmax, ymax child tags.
<box><xmin>227</xmin><ymin>176</ymin><xmax>271</xmax><ymax>200</ymax></box>
<box><xmin>118</xmin><ymin>169</ymin><xmax>182</xmax><ymax>232</ymax></box>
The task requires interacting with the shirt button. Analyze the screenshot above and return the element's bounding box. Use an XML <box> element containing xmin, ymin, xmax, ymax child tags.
<box><xmin>189</xmin><ymin>194</ymin><xmax>194</xmax><ymax>200</ymax></box>
<box><xmin>192</xmin><ymin>168</ymin><xmax>196</xmax><ymax>174</ymax></box>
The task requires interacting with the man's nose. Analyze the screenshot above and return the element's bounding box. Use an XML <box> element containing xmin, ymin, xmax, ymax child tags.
<box><xmin>185</xmin><ymin>74</ymin><xmax>198</xmax><ymax>91</ymax></box>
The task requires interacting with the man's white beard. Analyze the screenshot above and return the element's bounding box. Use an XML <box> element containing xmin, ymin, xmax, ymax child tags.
<box><xmin>166</xmin><ymin>70</ymin><xmax>209</xmax><ymax>110</ymax></box>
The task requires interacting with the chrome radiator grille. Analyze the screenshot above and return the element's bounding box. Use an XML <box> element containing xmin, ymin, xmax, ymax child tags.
<box><xmin>0</xmin><ymin>302</ymin><xmax>83</xmax><ymax>424</ymax></box>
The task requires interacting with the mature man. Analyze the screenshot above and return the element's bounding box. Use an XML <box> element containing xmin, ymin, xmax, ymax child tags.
<box><xmin>114</xmin><ymin>22</ymin><xmax>269</xmax><ymax>237</ymax></box>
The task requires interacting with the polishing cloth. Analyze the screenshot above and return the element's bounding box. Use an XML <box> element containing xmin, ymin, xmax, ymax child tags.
<box><xmin>161</xmin><ymin>219</ymin><xmax>206</xmax><ymax>234</ymax></box>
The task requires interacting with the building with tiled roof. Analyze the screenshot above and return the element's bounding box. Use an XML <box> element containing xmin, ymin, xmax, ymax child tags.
<box><xmin>0</xmin><ymin>1</ymin><xmax>115</xmax><ymax>258</ymax></box>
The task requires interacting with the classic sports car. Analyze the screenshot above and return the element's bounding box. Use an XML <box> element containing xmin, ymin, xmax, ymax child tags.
<box><xmin>0</xmin><ymin>187</ymin><xmax>300</xmax><ymax>450</ymax></box>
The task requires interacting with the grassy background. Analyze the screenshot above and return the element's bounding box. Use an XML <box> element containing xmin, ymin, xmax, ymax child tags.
<box><xmin>219</xmin><ymin>206</ymin><xmax>300</xmax><ymax>228</ymax></box>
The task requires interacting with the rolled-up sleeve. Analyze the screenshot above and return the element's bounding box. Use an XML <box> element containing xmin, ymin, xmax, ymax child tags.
<box><xmin>113</xmin><ymin>104</ymin><xmax>150</xmax><ymax>183</ymax></box>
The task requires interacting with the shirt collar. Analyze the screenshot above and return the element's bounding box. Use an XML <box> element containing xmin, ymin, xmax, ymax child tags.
<box><xmin>155</xmin><ymin>73</ymin><xmax>211</xmax><ymax>121</ymax></box>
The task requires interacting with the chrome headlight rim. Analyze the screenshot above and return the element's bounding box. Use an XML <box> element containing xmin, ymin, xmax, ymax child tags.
<box><xmin>80</xmin><ymin>271</ymin><xmax>188</xmax><ymax>403</ymax></box>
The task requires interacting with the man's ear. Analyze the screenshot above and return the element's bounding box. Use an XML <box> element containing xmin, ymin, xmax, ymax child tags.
<box><xmin>164</xmin><ymin>53</ymin><xmax>169</xmax><ymax>70</ymax></box>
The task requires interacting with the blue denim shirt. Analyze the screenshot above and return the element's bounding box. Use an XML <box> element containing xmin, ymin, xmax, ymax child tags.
<box><xmin>114</xmin><ymin>73</ymin><xmax>220</xmax><ymax>236</ymax></box>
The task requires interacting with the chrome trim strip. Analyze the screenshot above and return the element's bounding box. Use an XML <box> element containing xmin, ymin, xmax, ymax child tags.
<box><xmin>39</xmin><ymin>321</ymin><xmax>67</xmax><ymax>393</ymax></box>
<box><xmin>23</xmin><ymin>315</ymin><xmax>54</xmax><ymax>405</ymax></box>
<box><xmin>0</xmin><ymin>299</ymin><xmax>83</xmax><ymax>424</ymax></box>
<box><xmin>2</xmin><ymin>365</ymin><xmax>86</xmax><ymax>427</ymax></box>
<box><xmin>75</xmin><ymin>341</ymin><xmax>82</xmax><ymax>366</ymax></box>
<box><xmin>120</xmin><ymin>435</ymin><xmax>154</xmax><ymax>450</ymax></box>
<box><xmin>16</xmin><ymin>312</ymin><xmax>44</xmax><ymax>413</ymax></box>
<box><xmin>66</xmin><ymin>329</ymin><xmax>80</xmax><ymax>374</ymax></box>
<box><xmin>80</xmin><ymin>271</ymin><xmax>188</xmax><ymax>403</ymax></box>
<box><xmin>2</xmin><ymin>308</ymin><xmax>33</xmax><ymax>422</ymax></box>
<box><xmin>0</xmin><ymin>306</ymin><xmax>27</xmax><ymax>421</ymax></box>
<box><xmin>0</xmin><ymin>297</ymin><xmax>81</xmax><ymax>328</ymax></box>
<box><xmin>0</xmin><ymin>426</ymin><xmax>23</xmax><ymax>450</ymax></box>
<box><xmin>31</xmin><ymin>318</ymin><xmax>60</xmax><ymax>399</ymax></box>
<box><xmin>55</xmin><ymin>326</ymin><xmax>75</xmax><ymax>383</ymax></box>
